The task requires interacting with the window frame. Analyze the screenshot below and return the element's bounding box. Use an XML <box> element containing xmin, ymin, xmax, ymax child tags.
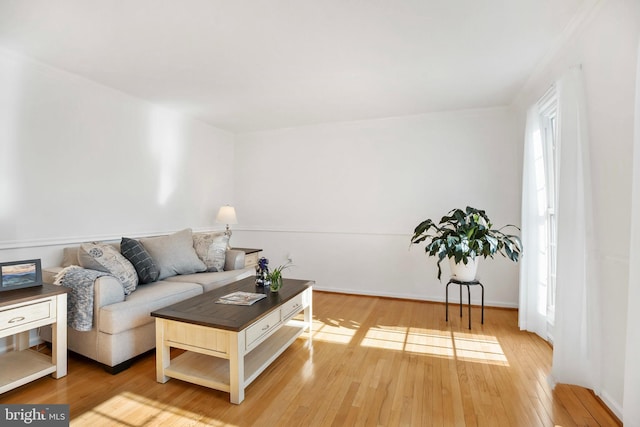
<box><xmin>537</xmin><ymin>88</ymin><xmax>559</xmax><ymax>334</ymax></box>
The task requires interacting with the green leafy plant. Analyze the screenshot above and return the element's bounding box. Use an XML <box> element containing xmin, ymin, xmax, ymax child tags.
<box><xmin>410</xmin><ymin>206</ymin><xmax>523</xmax><ymax>280</ymax></box>
<box><xmin>266</xmin><ymin>262</ymin><xmax>293</xmax><ymax>292</ymax></box>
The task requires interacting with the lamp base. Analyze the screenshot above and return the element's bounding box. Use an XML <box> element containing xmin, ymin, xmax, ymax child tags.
<box><xmin>225</xmin><ymin>226</ymin><xmax>232</xmax><ymax>250</ymax></box>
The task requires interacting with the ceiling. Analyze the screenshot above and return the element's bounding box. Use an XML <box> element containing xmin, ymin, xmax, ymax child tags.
<box><xmin>0</xmin><ymin>0</ymin><xmax>587</xmax><ymax>133</ymax></box>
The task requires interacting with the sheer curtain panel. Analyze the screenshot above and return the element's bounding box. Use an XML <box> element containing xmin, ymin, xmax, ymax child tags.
<box><xmin>550</xmin><ymin>68</ymin><xmax>602</xmax><ymax>392</ymax></box>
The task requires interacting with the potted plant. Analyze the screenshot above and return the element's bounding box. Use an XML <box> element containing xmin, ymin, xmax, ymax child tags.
<box><xmin>410</xmin><ymin>206</ymin><xmax>522</xmax><ymax>281</ymax></box>
<box><xmin>265</xmin><ymin>261</ymin><xmax>292</xmax><ymax>292</ymax></box>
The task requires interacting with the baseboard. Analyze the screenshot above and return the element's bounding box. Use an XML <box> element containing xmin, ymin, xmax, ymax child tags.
<box><xmin>597</xmin><ymin>390</ymin><xmax>623</xmax><ymax>424</ymax></box>
<box><xmin>313</xmin><ymin>285</ymin><xmax>518</xmax><ymax>308</ymax></box>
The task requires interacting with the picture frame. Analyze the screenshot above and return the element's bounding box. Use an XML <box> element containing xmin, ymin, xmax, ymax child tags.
<box><xmin>0</xmin><ymin>259</ymin><xmax>43</xmax><ymax>292</ymax></box>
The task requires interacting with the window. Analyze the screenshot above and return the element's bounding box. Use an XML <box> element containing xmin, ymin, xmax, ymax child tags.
<box><xmin>538</xmin><ymin>88</ymin><xmax>559</xmax><ymax>334</ymax></box>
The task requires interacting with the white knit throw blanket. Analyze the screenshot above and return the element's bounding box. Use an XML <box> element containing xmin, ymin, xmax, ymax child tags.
<box><xmin>55</xmin><ymin>265</ymin><xmax>111</xmax><ymax>331</ymax></box>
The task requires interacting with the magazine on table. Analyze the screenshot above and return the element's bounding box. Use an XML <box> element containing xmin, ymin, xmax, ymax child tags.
<box><xmin>215</xmin><ymin>291</ymin><xmax>267</xmax><ymax>305</ymax></box>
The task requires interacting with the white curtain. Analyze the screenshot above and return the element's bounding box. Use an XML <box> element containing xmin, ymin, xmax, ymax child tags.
<box><xmin>519</xmin><ymin>104</ymin><xmax>549</xmax><ymax>339</ymax></box>
<box><xmin>550</xmin><ymin>68</ymin><xmax>601</xmax><ymax>392</ymax></box>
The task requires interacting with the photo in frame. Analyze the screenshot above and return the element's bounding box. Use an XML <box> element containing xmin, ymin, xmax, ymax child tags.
<box><xmin>0</xmin><ymin>259</ymin><xmax>43</xmax><ymax>292</ymax></box>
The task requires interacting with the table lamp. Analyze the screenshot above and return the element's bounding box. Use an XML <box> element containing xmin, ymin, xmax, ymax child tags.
<box><xmin>216</xmin><ymin>205</ymin><xmax>238</xmax><ymax>248</ymax></box>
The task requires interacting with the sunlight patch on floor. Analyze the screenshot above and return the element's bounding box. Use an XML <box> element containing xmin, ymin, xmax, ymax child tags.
<box><xmin>71</xmin><ymin>391</ymin><xmax>236</xmax><ymax>427</ymax></box>
<box><xmin>359</xmin><ymin>325</ymin><xmax>509</xmax><ymax>366</ymax></box>
<box><xmin>452</xmin><ymin>335</ymin><xmax>509</xmax><ymax>365</ymax></box>
<box><xmin>309</xmin><ymin>319</ymin><xmax>358</xmax><ymax>344</ymax></box>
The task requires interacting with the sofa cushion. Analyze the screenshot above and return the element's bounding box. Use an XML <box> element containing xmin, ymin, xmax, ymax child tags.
<box><xmin>61</xmin><ymin>247</ymin><xmax>80</xmax><ymax>267</ymax></box>
<box><xmin>193</xmin><ymin>232</ymin><xmax>229</xmax><ymax>272</ymax></box>
<box><xmin>99</xmin><ymin>280</ymin><xmax>203</xmax><ymax>335</ymax></box>
<box><xmin>165</xmin><ymin>268</ymin><xmax>254</xmax><ymax>292</ymax></box>
<box><xmin>78</xmin><ymin>242</ymin><xmax>138</xmax><ymax>295</ymax></box>
<box><xmin>120</xmin><ymin>237</ymin><xmax>160</xmax><ymax>284</ymax></box>
<box><xmin>140</xmin><ymin>228</ymin><xmax>206</xmax><ymax>280</ymax></box>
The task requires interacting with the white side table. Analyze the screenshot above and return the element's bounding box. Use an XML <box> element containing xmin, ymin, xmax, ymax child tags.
<box><xmin>0</xmin><ymin>284</ymin><xmax>69</xmax><ymax>394</ymax></box>
<box><xmin>232</xmin><ymin>248</ymin><xmax>263</xmax><ymax>269</ymax></box>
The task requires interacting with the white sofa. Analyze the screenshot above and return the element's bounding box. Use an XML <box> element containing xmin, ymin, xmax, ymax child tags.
<box><xmin>41</xmin><ymin>229</ymin><xmax>254</xmax><ymax>373</ymax></box>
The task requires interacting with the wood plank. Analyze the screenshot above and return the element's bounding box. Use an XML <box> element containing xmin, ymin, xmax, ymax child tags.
<box><xmin>572</xmin><ymin>386</ymin><xmax>622</xmax><ymax>427</ymax></box>
<box><xmin>0</xmin><ymin>291</ymin><xmax>620</xmax><ymax>426</ymax></box>
<box><xmin>555</xmin><ymin>383</ymin><xmax>603</xmax><ymax>427</ymax></box>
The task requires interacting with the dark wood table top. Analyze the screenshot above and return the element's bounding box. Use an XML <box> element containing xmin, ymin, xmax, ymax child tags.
<box><xmin>151</xmin><ymin>276</ymin><xmax>312</xmax><ymax>332</ymax></box>
<box><xmin>0</xmin><ymin>283</ymin><xmax>69</xmax><ymax>308</ymax></box>
<box><xmin>231</xmin><ymin>247</ymin><xmax>262</xmax><ymax>254</ymax></box>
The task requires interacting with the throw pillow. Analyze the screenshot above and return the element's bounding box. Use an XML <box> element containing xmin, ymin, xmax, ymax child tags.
<box><xmin>140</xmin><ymin>228</ymin><xmax>206</xmax><ymax>280</ymax></box>
<box><xmin>78</xmin><ymin>242</ymin><xmax>138</xmax><ymax>295</ymax></box>
<box><xmin>61</xmin><ymin>247</ymin><xmax>80</xmax><ymax>267</ymax></box>
<box><xmin>193</xmin><ymin>232</ymin><xmax>229</xmax><ymax>272</ymax></box>
<box><xmin>120</xmin><ymin>237</ymin><xmax>160</xmax><ymax>284</ymax></box>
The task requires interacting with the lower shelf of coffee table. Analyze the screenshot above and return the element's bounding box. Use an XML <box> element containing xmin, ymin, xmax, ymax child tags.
<box><xmin>164</xmin><ymin>323</ymin><xmax>305</xmax><ymax>391</ymax></box>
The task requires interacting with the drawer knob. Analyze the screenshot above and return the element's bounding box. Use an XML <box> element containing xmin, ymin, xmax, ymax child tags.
<box><xmin>262</xmin><ymin>324</ymin><xmax>270</xmax><ymax>331</ymax></box>
<box><xmin>8</xmin><ymin>316</ymin><xmax>26</xmax><ymax>323</ymax></box>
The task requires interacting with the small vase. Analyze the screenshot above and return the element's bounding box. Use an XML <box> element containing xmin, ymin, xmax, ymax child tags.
<box><xmin>270</xmin><ymin>276</ymin><xmax>283</xmax><ymax>293</ymax></box>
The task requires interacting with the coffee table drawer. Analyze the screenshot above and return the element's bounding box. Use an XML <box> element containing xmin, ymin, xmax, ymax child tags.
<box><xmin>246</xmin><ymin>310</ymin><xmax>281</xmax><ymax>349</ymax></box>
<box><xmin>281</xmin><ymin>294</ymin><xmax>304</xmax><ymax>321</ymax></box>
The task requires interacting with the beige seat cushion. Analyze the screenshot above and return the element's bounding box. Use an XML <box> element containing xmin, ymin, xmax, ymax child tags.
<box><xmin>99</xmin><ymin>280</ymin><xmax>202</xmax><ymax>335</ymax></box>
<box><xmin>165</xmin><ymin>268</ymin><xmax>254</xmax><ymax>292</ymax></box>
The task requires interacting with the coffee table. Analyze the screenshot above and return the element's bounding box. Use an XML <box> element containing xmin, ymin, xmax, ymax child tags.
<box><xmin>151</xmin><ymin>276</ymin><xmax>313</xmax><ymax>404</ymax></box>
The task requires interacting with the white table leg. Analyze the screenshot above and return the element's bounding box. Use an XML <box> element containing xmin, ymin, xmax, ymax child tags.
<box><xmin>16</xmin><ymin>331</ymin><xmax>30</xmax><ymax>351</ymax></box>
<box><xmin>156</xmin><ymin>319</ymin><xmax>170</xmax><ymax>383</ymax></box>
<box><xmin>228</xmin><ymin>331</ymin><xmax>245</xmax><ymax>404</ymax></box>
<box><xmin>305</xmin><ymin>288</ymin><xmax>313</xmax><ymax>345</ymax></box>
<box><xmin>52</xmin><ymin>293</ymin><xmax>67</xmax><ymax>378</ymax></box>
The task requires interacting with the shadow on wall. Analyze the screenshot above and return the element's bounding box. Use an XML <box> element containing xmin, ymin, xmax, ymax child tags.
<box><xmin>149</xmin><ymin>107</ymin><xmax>184</xmax><ymax>206</ymax></box>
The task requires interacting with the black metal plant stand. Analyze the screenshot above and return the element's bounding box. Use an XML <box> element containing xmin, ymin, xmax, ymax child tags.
<box><xmin>445</xmin><ymin>278</ymin><xmax>484</xmax><ymax>329</ymax></box>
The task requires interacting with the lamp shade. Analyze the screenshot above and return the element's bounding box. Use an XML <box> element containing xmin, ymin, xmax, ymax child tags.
<box><xmin>216</xmin><ymin>206</ymin><xmax>238</xmax><ymax>225</ymax></box>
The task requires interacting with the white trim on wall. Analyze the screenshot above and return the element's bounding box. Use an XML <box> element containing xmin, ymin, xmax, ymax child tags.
<box><xmin>236</xmin><ymin>226</ymin><xmax>410</xmax><ymax>237</ymax></box>
<box><xmin>0</xmin><ymin>226</ymin><xmax>228</xmax><ymax>250</ymax></box>
<box><xmin>314</xmin><ymin>285</ymin><xmax>518</xmax><ymax>309</ymax></box>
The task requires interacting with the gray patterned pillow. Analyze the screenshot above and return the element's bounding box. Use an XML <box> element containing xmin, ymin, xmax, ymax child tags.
<box><xmin>78</xmin><ymin>242</ymin><xmax>138</xmax><ymax>295</ymax></box>
<box><xmin>193</xmin><ymin>232</ymin><xmax>229</xmax><ymax>272</ymax></box>
<box><xmin>140</xmin><ymin>228</ymin><xmax>206</xmax><ymax>280</ymax></box>
<box><xmin>121</xmin><ymin>237</ymin><xmax>160</xmax><ymax>284</ymax></box>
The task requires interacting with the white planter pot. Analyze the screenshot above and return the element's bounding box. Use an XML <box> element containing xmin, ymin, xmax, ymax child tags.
<box><xmin>449</xmin><ymin>257</ymin><xmax>479</xmax><ymax>281</ymax></box>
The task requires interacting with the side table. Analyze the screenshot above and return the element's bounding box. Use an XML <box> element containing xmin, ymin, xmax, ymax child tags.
<box><xmin>0</xmin><ymin>284</ymin><xmax>69</xmax><ymax>394</ymax></box>
<box><xmin>445</xmin><ymin>278</ymin><xmax>484</xmax><ymax>329</ymax></box>
<box><xmin>232</xmin><ymin>248</ymin><xmax>263</xmax><ymax>269</ymax></box>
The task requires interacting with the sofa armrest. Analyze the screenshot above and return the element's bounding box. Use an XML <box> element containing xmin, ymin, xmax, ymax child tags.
<box><xmin>225</xmin><ymin>249</ymin><xmax>246</xmax><ymax>271</ymax></box>
<box><xmin>94</xmin><ymin>276</ymin><xmax>126</xmax><ymax>307</ymax></box>
<box><xmin>42</xmin><ymin>267</ymin><xmax>63</xmax><ymax>285</ymax></box>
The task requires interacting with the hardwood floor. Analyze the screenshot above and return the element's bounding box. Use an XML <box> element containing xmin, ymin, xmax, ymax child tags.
<box><xmin>0</xmin><ymin>291</ymin><xmax>620</xmax><ymax>426</ymax></box>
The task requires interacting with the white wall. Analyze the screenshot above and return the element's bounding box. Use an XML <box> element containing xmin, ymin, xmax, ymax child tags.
<box><xmin>0</xmin><ymin>48</ymin><xmax>235</xmax><ymax>268</ymax></box>
<box><xmin>233</xmin><ymin>108</ymin><xmax>522</xmax><ymax>306</ymax></box>
<box><xmin>623</xmin><ymin>36</ymin><xmax>640</xmax><ymax>427</ymax></box>
<box><xmin>514</xmin><ymin>0</ymin><xmax>640</xmax><ymax>418</ymax></box>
